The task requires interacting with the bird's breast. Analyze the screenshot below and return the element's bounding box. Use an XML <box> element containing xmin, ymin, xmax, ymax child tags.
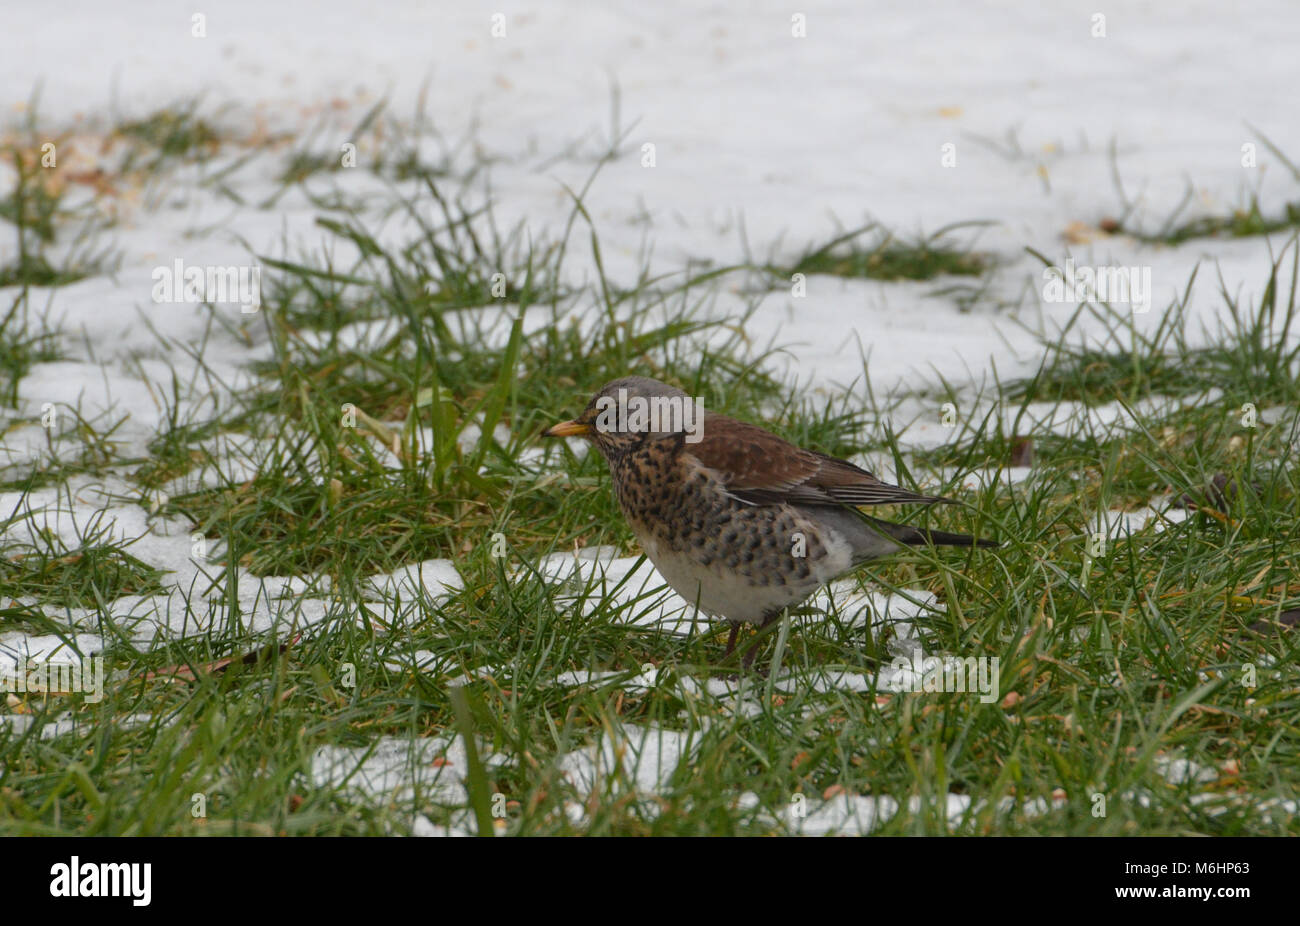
<box><xmin>610</xmin><ymin>453</ymin><xmax>850</xmax><ymax>622</ymax></box>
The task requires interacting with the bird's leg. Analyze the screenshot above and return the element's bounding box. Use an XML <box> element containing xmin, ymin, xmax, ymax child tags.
<box><xmin>722</xmin><ymin>621</ymin><xmax>741</xmax><ymax>661</ymax></box>
<box><xmin>742</xmin><ymin>612</ymin><xmax>781</xmax><ymax>676</ymax></box>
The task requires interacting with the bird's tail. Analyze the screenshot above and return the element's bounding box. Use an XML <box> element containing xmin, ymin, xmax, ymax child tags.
<box><xmin>866</xmin><ymin>517</ymin><xmax>999</xmax><ymax>549</ymax></box>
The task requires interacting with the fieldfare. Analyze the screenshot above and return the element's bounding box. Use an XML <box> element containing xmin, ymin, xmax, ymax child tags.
<box><xmin>544</xmin><ymin>376</ymin><xmax>997</xmax><ymax>669</ymax></box>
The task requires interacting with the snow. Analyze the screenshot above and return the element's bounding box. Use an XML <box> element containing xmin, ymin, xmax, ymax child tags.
<box><xmin>4</xmin><ymin>1</ymin><xmax>1298</xmax><ymax>397</ymax></box>
<box><xmin>365</xmin><ymin>558</ymin><xmax>463</xmax><ymax>601</ymax></box>
<box><xmin>311</xmin><ymin>733</ymin><xmax>511</xmax><ymax>804</ymax></box>
<box><xmin>0</xmin><ymin>632</ymin><xmax>105</xmax><ymax>674</ymax></box>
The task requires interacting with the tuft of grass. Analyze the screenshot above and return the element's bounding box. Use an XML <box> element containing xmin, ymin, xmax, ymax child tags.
<box><xmin>0</xmin><ymin>293</ymin><xmax>61</xmax><ymax>406</ymax></box>
<box><xmin>1118</xmin><ymin>197</ymin><xmax>1300</xmax><ymax>246</ymax></box>
<box><xmin>276</xmin><ymin>100</ymin><xmax>388</xmax><ymax>186</ymax></box>
<box><xmin>114</xmin><ymin>102</ymin><xmax>221</xmax><ymax>172</ymax></box>
<box><xmin>0</xmin><ymin>523</ymin><xmax>167</xmax><ymax>609</ymax></box>
<box><xmin>0</xmin><ymin>144</ymin><xmax>115</xmax><ymax>288</ymax></box>
<box><xmin>0</xmin><ymin>254</ymin><xmax>88</xmax><ymax>288</ymax></box>
<box><xmin>0</xmin><ymin>155</ymin><xmax>62</xmax><ymax>244</ymax></box>
<box><xmin>1017</xmin><ymin>242</ymin><xmax>1300</xmax><ymax>407</ymax></box>
<box><xmin>774</xmin><ymin>222</ymin><xmax>990</xmax><ymax>283</ymax></box>
<box><xmin>259</xmin><ymin>189</ymin><xmax>567</xmax><ymax>331</ymax></box>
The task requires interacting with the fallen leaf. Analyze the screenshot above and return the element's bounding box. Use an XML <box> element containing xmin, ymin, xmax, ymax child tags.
<box><xmin>143</xmin><ymin>634</ymin><xmax>300</xmax><ymax>683</ymax></box>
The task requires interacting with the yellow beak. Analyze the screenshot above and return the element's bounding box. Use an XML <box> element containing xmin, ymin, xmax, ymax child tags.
<box><xmin>543</xmin><ymin>419</ymin><xmax>593</xmax><ymax>438</ymax></box>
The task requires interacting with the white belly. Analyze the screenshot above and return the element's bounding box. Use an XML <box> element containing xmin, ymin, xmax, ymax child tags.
<box><xmin>639</xmin><ymin>518</ymin><xmax>853</xmax><ymax>624</ymax></box>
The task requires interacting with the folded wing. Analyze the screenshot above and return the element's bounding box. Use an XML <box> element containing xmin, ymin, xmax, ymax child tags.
<box><xmin>687</xmin><ymin>414</ymin><xmax>950</xmax><ymax>508</ymax></box>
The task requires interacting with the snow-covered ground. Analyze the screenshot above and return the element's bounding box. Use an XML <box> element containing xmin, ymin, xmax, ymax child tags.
<box><xmin>5</xmin><ymin>0</ymin><xmax>1299</xmax><ymax>397</ymax></box>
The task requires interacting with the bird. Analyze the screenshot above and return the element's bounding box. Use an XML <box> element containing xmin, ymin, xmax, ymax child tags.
<box><xmin>543</xmin><ymin>376</ymin><xmax>997</xmax><ymax>670</ymax></box>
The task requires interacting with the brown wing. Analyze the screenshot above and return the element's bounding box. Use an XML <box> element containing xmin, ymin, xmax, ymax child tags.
<box><xmin>686</xmin><ymin>413</ymin><xmax>950</xmax><ymax>508</ymax></box>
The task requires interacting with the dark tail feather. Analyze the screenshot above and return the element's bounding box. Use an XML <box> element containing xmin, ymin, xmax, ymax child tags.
<box><xmin>867</xmin><ymin>517</ymin><xmax>999</xmax><ymax>549</ymax></box>
<box><xmin>913</xmin><ymin>528</ymin><xmax>1000</xmax><ymax>548</ymax></box>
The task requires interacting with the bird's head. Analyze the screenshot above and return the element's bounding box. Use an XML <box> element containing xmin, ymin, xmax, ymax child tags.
<box><xmin>543</xmin><ymin>376</ymin><xmax>701</xmax><ymax>460</ymax></box>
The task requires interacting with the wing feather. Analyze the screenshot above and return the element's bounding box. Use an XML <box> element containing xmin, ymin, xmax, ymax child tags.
<box><xmin>686</xmin><ymin>414</ymin><xmax>950</xmax><ymax>508</ymax></box>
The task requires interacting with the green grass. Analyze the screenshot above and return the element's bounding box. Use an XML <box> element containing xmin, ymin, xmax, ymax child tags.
<box><xmin>1</xmin><ymin>108</ymin><xmax>1298</xmax><ymax>836</ymax></box>
<box><xmin>1014</xmin><ymin>249</ymin><xmax>1300</xmax><ymax>407</ymax></box>
<box><xmin>114</xmin><ymin>102</ymin><xmax>222</xmax><ymax>172</ymax></box>
<box><xmin>773</xmin><ymin>222</ymin><xmax>990</xmax><ymax>282</ymax></box>
<box><xmin>0</xmin><ymin>143</ymin><xmax>115</xmax><ymax>288</ymax></box>
<box><xmin>0</xmin><ymin>535</ymin><xmax>166</xmax><ymax>610</ymax></box>
<box><xmin>1117</xmin><ymin>196</ymin><xmax>1300</xmax><ymax>246</ymax></box>
<box><xmin>0</xmin><ymin>293</ymin><xmax>61</xmax><ymax>407</ymax></box>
